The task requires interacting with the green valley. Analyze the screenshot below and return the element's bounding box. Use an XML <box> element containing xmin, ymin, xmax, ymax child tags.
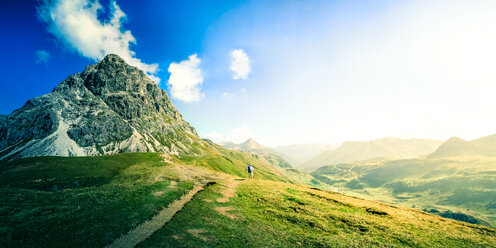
<box><xmin>311</xmin><ymin>155</ymin><xmax>496</xmax><ymax>228</ymax></box>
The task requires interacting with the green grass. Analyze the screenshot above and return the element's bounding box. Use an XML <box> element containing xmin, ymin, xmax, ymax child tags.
<box><xmin>0</xmin><ymin>153</ymin><xmax>194</xmax><ymax>247</ymax></box>
<box><xmin>138</xmin><ymin>180</ymin><xmax>496</xmax><ymax>248</ymax></box>
<box><xmin>176</xmin><ymin>148</ymin><xmax>293</xmax><ymax>183</ymax></box>
<box><xmin>0</xmin><ymin>153</ymin><xmax>164</xmax><ymax>186</ymax></box>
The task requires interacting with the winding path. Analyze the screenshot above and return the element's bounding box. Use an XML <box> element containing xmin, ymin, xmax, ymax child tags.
<box><xmin>106</xmin><ymin>168</ymin><xmax>243</xmax><ymax>248</ymax></box>
<box><xmin>106</xmin><ymin>184</ymin><xmax>206</xmax><ymax>248</ymax></box>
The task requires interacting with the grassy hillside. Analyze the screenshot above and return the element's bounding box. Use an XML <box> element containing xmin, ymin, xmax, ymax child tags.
<box><xmin>209</xmin><ymin>143</ymin><xmax>326</xmax><ymax>188</ymax></box>
<box><xmin>176</xmin><ymin>143</ymin><xmax>295</xmax><ymax>183</ymax></box>
<box><xmin>311</xmin><ymin>156</ymin><xmax>496</xmax><ymax>228</ymax></box>
<box><xmin>179</xmin><ymin>144</ymin><xmax>327</xmax><ymax>188</ymax></box>
<box><xmin>138</xmin><ymin>179</ymin><xmax>496</xmax><ymax>247</ymax></box>
<box><xmin>0</xmin><ymin>153</ymin><xmax>194</xmax><ymax>247</ymax></box>
<box><xmin>302</xmin><ymin>138</ymin><xmax>441</xmax><ymax>172</ymax></box>
<box><xmin>0</xmin><ymin>149</ymin><xmax>297</xmax><ymax>248</ymax></box>
<box><xmin>1</xmin><ymin>152</ymin><xmax>495</xmax><ymax>247</ymax></box>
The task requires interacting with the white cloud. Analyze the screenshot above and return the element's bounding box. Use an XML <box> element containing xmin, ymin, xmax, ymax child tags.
<box><xmin>35</xmin><ymin>50</ymin><xmax>50</xmax><ymax>63</ymax></box>
<box><xmin>203</xmin><ymin>125</ymin><xmax>253</xmax><ymax>144</ymax></box>
<box><xmin>229</xmin><ymin>49</ymin><xmax>251</xmax><ymax>80</ymax></box>
<box><xmin>167</xmin><ymin>54</ymin><xmax>204</xmax><ymax>102</ymax></box>
<box><xmin>37</xmin><ymin>0</ymin><xmax>159</xmax><ymax>82</ymax></box>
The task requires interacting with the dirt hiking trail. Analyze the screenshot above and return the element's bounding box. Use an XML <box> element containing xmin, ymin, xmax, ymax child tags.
<box><xmin>106</xmin><ymin>164</ymin><xmax>243</xmax><ymax>248</ymax></box>
<box><xmin>106</xmin><ymin>184</ymin><xmax>206</xmax><ymax>248</ymax></box>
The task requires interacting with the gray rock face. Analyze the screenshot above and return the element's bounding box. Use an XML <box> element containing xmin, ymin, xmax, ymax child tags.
<box><xmin>0</xmin><ymin>54</ymin><xmax>208</xmax><ymax>160</ymax></box>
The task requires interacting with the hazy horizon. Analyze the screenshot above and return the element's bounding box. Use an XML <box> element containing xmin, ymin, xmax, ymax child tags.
<box><xmin>2</xmin><ymin>0</ymin><xmax>496</xmax><ymax>147</ymax></box>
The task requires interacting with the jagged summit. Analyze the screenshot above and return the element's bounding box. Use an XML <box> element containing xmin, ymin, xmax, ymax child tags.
<box><xmin>0</xmin><ymin>54</ymin><xmax>208</xmax><ymax>160</ymax></box>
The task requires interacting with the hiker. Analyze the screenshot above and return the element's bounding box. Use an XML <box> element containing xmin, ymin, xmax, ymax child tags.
<box><xmin>247</xmin><ymin>164</ymin><xmax>254</xmax><ymax>179</ymax></box>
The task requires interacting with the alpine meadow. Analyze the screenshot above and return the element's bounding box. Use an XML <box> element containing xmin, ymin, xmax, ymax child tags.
<box><xmin>1</xmin><ymin>1</ymin><xmax>496</xmax><ymax>247</ymax></box>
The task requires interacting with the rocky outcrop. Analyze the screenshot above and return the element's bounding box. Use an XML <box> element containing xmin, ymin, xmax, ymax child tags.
<box><xmin>0</xmin><ymin>54</ymin><xmax>209</xmax><ymax>160</ymax></box>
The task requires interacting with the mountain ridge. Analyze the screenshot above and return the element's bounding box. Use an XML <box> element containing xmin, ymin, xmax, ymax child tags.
<box><xmin>428</xmin><ymin>134</ymin><xmax>496</xmax><ymax>158</ymax></box>
<box><xmin>301</xmin><ymin>137</ymin><xmax>442</xmax><ymax>171</ymax></box>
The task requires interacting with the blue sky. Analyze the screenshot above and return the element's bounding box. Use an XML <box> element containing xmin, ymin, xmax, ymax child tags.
<box><xmin>2</xmin><ymin>0</ymin><xmax>496</xmax><ymax>146</ymax></box>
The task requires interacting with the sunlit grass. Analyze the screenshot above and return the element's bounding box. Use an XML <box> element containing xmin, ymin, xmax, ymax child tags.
<box><xmin>138</xmin><ymin>180</ymin><xmax>496</xmax><ymax>247</ymax></box>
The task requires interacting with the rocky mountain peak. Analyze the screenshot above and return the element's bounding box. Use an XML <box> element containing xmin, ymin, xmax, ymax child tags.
<box><xmin>83</xmin><ymin>54</ymin><xmax>149</xmax><ymax>94</ymax></box>
<box><xmin>0</xmin><ymin>54</ymin><xmax>209</xmax><ymax>161</ymax></box>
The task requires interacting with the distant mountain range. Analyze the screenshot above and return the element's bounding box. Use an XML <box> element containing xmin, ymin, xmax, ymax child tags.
<box><xmin>0</xmin><ymin>54</ymin><xmax>210</xmax><ymax>161</ymax></box>
<box><xmin>222</xmin><ymin>137</ymin><xmax>445</xmax><ymax>172</ymax></box>
<box><xmin>428</xmin><ymin>134</ymin><xmax>496</xmax><ymax>158</ymax></box>
<box><xmin>301</xmin><ymin>138</ymin><xmax>442</xmax><ymax>171</ymax></box>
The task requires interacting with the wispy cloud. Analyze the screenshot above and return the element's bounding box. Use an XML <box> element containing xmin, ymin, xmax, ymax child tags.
<box><xmin>35</xmin><ymin>49</ymin><xmax>50</xmax><ymax>64</ymax></box>
<box><xmin>167</xmin><ymin>54</ymin><xmax>204</xmax><ymax>102</ymax></box>
<box><xmin>229</xmin><ymin>49</ymin><xmax>251</xmax><ymax>80</ymax></box>
<box><xmin>37</xmin><ymin>0</ymin><xmax>159</xmax><ymax>82</ymax></box>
